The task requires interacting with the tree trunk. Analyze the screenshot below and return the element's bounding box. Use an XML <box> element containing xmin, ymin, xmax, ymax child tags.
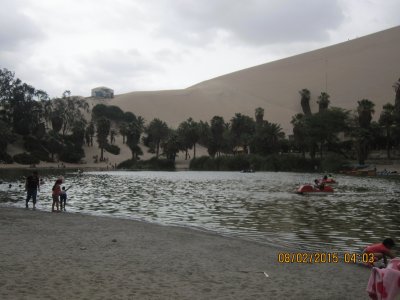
<box><xmin>156</xmin><ymin>141</ymin><xmax>160</xmax><ymax>158</ymax></box>
<box><xmin>193</xmin><ymin>143</ymin><xmax>196</xmax><ymax>158</ymax></box>
<box><xmin>386</xmin><ymin>127</ymin><xmax>391</xmax><ymax>159</ymax></box>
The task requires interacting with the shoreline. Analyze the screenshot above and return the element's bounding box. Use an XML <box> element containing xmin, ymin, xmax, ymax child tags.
<box><xmin>1</xmin><ymin>206</ymin><xmax>371</xmax><ymax>299</ymax></box>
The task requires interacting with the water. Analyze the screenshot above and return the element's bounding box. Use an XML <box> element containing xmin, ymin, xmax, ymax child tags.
<box><xmin>1</xmin><ymin>169</ymin><xmax>399</xmax><ymax>252</ymax></box>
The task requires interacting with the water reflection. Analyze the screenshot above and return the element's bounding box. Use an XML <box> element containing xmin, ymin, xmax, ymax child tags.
<box><xmin>0</xmin><ymin>169</ymin><xmax>399</xmax><ymax>252</ymax></box>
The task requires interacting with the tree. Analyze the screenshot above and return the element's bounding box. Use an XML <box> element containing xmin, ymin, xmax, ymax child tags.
<box><xmin>161</xmin><ymin>130</ymin><xmax>180</xmax><ymax>161</ymax></box>
<box><xmin>126</xmin><ymin>120</ymin><xmax>143</xmax><ymax>160</ymax></box>
<box><xmin>52</xmin><ymin>91</ymin><xmax>88</xmax><ymax>136</ymax></box>
<box><xmin>304</xmin><ymin>108</ymin><xmax>350</xmax><ymax>158</ymax></box>
<box><xmin>177</xmin><ymin>118</ymin><xmax>200</xmax><ymax>159</ymax></box>
<box><xmin>317</xmin><ymin>92</ymin><xmax>330</xmax><ymax>113</ymax></box>
<box><xmin>44</xmin><ymin>134</ymin><xmax>63</xmax><ymax>160</ymax></box>
<box><xmin>299</xmin><ymin>89</ymin><xmax>312</xmax><ymax>115</ymax></box>
<box><xmin>209</xmin><ymin>116</ymin><xmax>226</xmax><ymax>157</ymax></box>
<box><xmin>110</xmin><ymin>129</ymin><xmax>117</xmax><ymax>144</ymax></box>
<box><xmin>230</xmin><ymin>113</ymin><xmax>255</xmax><ymax>154</ymax></box>
<box><xmin>357</xmin><ymin>99</ymin><xmax>375</xmax><ymax>129</ymax></box>
<box><xmin>145</xmin><ymin>118</ymin><xmax>169</xmax><ymax>158</ymax></box>
<box><xmin>255</xmin><ymin>107</ymin><xmax>264</xmax><ymax>124</ymax></box>
<box><xmin>252</xmin><ymin>121</ymin><xmax>285</xmax><ymax>155</ymax></box>
<box><xmin>85</xmin><ymin>122</ymin><xmax>95</xmax><ymax>146</ymax></box>
<box><xmin>379</xmin><ymin>103</ymin><xmax>395</xmax><ymax>159</ymax></box>
<box><xmin>96</xmin><ymin>118</ymin><xmax>111</xmax><ymax>161</ymax></box>
<box><xmin>354</xmin><ymin>99</ymin><xmax>375</xmax><ymax>164</ymax></box>
<box><xmin>0</xmin><ymin>119</ymin><xmax>15</xmax><ymax>155</ymax></box>
<box><xmin>291</xmin><ymin>113</ymin><xmax>307</xmax><ymax>157</ymax></box>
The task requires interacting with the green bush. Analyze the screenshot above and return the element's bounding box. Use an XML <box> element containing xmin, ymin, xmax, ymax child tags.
<box><xmin>59</xmin><ymin>146</ymin><xmax>85</xmax><ymax>163</ymax></box>
<box><xmin>190</xmin><ymin>156</ymin><xmax>216</xmax><ymax>170</ymax></box>
<box><xmin>0</xmin><ymin>152</ymin><xmax>13</xmax><ymax>164</ymax></box>
<box><xmin>190</xmin><ymin>154</ymin><xmax>319</xmax><ymax>172</ymax></box>
<box><xmin>105</xmin><ymin>144</ymin><xmax>120</xmax><ymax>155</ymax></box>
<box><xmin>321</xmin><ymin>153</ymin><xmax>348</xmax><ymax>172</ymax></box>
<box><xmin>31</xmin><ymin>150</ymin><xmax>53</xmax><ymax>162</ymax></box>
<box><xmin>118</xmin><ymin>157</ymin><xmax>175</xmax><ymax>170</ymax></box>
<box><xmin>13</xmin><ymin>153</ymin><xmax>40</xmax><ymax>165</ymax></box>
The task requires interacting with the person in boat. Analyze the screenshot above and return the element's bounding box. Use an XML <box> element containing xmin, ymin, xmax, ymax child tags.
<box><xmin>363</xmin><ymin>238</ymin><xmax>396</xmax><ymax>267</ymax></box>
<box><xmin>314</xmin><ymin>179</ymin><xmax>325</xmax><ymax>190</ymax></box>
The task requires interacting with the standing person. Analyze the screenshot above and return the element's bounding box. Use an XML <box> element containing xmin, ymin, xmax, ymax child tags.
<box><xmin>59</xmin><ymin>186</ymin><xmax>71</xmax><ymax>211</ymax></box>
<box><xmin>25</xmin><ymin>171</ymin><xmax>40</xmax><ymax>209</ymax></box>
<box><xmin>52</xmin><ymin>179</ymin><xmax>62</xmax><ymax>212</ymax></box>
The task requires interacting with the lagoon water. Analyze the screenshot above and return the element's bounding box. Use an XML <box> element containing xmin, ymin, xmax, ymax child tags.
<box><xmin>1</xmin><ymin>170</ymin><xmax>399</xmax><ymax>252</ymax></box>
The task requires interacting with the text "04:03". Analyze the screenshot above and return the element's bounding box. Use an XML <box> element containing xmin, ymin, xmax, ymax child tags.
<box><xmin>277</xmin><ymin>252</ymin><xmax>375</xmax><ymax>263</ymax></box>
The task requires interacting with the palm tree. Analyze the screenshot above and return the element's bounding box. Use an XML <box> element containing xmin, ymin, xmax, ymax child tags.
<box><xmin>379</xmin><ymin>103</ymin><xmax>395</xmax><ymax>159</ymax></box>
<box><xmin>357</xmin><ymin>99</ymin><xmax>375</xmax><ymax>128</ymax></box>
<box><xmin>355</xmin><ymin>99</ymin><xmax>375</xmax><ymax>164</ymax></box>
<box><xmin>230</xmin><ymin>113</ymin><xmax>255</xmax><ymax>154</ymax></box>
<box><xmin>317</xmin><ymin>92</ymin><xmax>330</xmax><ymax>113</ymax></box>
<box><xmin>291</xmin><ymin>113</ymin><xmax>307</xmax><ymax>157</ymax></box>
<box><xmin>126</xmin><ymin>121</ymin><xmax>143</xmax><ymax>160</ymax></box>
<box><xmin>255</xmin><ymin>107</ymin><xmax>264</xmax><ymax>124</ymax></box>
<box><xmin>393</xmin><ymin>78</ymin><xmax>400</xmax><ymax>126</ymax></box>
<box><xmin>299</xmin><ymin>89</ymin><xmax>312</xmax><ymax>115</ymax></box>
<box><xmin>110</xmin><ymin>129</ymin><xmax>117</xmax><ymax>144</ymax></box>
<box><xmin>146</xmin><ymin>118</ymin><xmax>169</xmax><ymax>158</ymax></box>
<box><xmin>96</xmin><ymin>118</ymin><xmax>111</xmax><ymax>161</ymax></box>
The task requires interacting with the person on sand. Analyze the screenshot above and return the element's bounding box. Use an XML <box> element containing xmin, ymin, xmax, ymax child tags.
<box><xmin>363</xmin><ymin>238</ymin><xmax>396</xmax><ymax>267</ymax></box>
<box><xmin>25</xmin><ymin>171</ymin><xmax>40</xmax><ymax>209</ymax></box>
<box><xmin>52</xmin><ymin>179</ymin><xmax>62</xmax><ymax>212</ymax></box>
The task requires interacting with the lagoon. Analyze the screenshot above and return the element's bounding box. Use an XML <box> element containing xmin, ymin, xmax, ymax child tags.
<box><xmin>1</xmin><ymin>169</ymin><xmax>399</xmax><ymax>252</ymax></box>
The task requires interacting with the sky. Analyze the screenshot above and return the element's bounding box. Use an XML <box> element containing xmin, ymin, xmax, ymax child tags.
<box><xmin>1</xmin><ymin>0</ymin><xmax>399</xmax><ymax>98</ymax></box>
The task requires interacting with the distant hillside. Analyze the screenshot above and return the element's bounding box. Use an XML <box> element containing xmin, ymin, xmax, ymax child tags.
<box><xmin>107</xmin><ymin>26</ymin><xmax>400</xmax><ymax>133</ymax></box>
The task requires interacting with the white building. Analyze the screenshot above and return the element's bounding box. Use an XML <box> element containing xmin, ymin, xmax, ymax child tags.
<box><xmin>91</xmin><ymin>87</ymin><xmax>114</xmax><ymax>98</ymax></box>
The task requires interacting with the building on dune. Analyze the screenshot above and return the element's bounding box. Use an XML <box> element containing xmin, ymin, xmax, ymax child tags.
<box><xmin>91</xmin><ymin>86</ymin><xmax>114</xmax><ymax>98</ymax></box>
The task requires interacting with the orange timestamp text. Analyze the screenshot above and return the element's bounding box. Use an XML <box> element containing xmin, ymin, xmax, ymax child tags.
<box><xmin>277</xmin><ymin>252</ymin><xmax>375</xmax><ymax>264</ymax></box>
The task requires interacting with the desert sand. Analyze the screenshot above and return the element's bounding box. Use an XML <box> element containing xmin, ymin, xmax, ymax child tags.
<box><xmin>0</xmin><ymin>206</ymin><xmax>372</xmax><ymax>299</ymax></box>
<box><xmin>104</xmin><ymin>26</ymin><xmax>400</xmax><ymax>133</ymax></box>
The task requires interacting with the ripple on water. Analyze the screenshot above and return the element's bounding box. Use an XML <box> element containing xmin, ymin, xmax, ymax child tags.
<box><xmin>0</xmin><ymin>170</ymin><xmax>399</xmax><ymax>252</ymax></box>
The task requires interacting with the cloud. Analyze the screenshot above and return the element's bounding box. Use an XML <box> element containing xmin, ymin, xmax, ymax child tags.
<box><xmin>0</xmin><ymin>0</ymin><xmax>44</xmax><ymax>52</ymax></box>
<box><xmin>149</xmin><ymin>0</ymin><xmax>345</xmax><ymax>45</ymax></box>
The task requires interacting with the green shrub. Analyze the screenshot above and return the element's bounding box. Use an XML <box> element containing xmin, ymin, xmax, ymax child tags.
<box><xmin>118</xmin><ymin>157</ymin><xmax>175</xmax><ymax>170</ymax></box>
<box><xmin>13</xmin><ymin>153</ymin><xmax>40</xmax><ymax>165</ymax></box>
<box><xmin>105</xmin><ymin>144</ymin><xmax>120</xmax><ymax>155</ymax></box>
<box><xmin>321</xmin><ymin>153</ymin><xmax>348</xmax><ymax>172</ymax></box>
<box><xmin>59</xmin><ymin>146</ymin><xmax>85</xmax><ymax>163</ymax></box>
<box><xmin>31</xmin><ymin>150</ymin><xmax>53</xmax><ymax>162</ymax></box>
<box><xmin>190</xmin><ymin>154</ymin><xmax>319</xmax><ymax>172</ymax></box>
<box><xmin>190</xmin><ymin>156</ymin><xmax>217</xmax><ymax>170</ymax></box>
<box><xmin>0</xmin><ymin>152</ymin><xmax>13</xmax><ymax>163</ymax></box>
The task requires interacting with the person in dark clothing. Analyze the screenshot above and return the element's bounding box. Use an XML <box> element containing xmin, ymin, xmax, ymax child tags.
<box><xmin>25</xmin><ymin>171</ymin><xmax>40</xmax><ymax>209</ymax></box>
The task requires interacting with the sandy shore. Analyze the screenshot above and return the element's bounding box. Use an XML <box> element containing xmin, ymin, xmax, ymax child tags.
<box><xmin>0</xmin><ymin>207</ymin><xmax>371</xmax><ymax>299</ymax></box>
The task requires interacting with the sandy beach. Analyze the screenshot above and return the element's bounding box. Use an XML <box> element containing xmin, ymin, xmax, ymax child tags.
<box><xmin>0</xmin><ymin>207</ymin><xmax>372</xmax><ymax>299</ymax></box>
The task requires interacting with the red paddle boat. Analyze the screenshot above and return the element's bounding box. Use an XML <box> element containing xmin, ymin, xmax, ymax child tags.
<box><xmin>296</xmin><ymin>184</ymin><xmax>334</xmax><ymax>195</ymax></box>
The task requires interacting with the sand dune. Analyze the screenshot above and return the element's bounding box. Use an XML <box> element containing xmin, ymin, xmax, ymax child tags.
<box><xmin>106</xmin><ymin>26</ymin><xmax>400</xmax><ymax>133</ymax></box>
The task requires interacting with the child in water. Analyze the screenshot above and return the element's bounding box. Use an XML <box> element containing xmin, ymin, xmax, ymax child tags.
<box><xmin>60</xmin><ymin>186</ymin><xmax>70</xmax><ymax>211</ymax></box>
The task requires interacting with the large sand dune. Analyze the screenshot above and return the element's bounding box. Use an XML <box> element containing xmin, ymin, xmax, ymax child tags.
<box><xmin>107</xmin><ymin>26</ymin><xmax>400</xmax><ymax>133</ymax></box>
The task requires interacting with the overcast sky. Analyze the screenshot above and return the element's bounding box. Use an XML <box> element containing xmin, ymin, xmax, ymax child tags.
<box><xmin>1</xmin><ymin>0</ymin><xmax>399</xmax><ymax>98</ymax></box>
